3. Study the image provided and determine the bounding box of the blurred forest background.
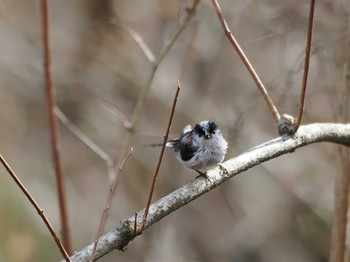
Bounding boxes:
[0,0,349,261]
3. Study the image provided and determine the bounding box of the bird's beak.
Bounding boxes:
[204,133,211,139]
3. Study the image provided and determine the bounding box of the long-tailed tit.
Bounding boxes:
[167,120,228,178]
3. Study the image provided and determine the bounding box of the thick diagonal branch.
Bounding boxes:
[65,123,350,262]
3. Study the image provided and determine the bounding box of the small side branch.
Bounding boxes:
[109,19,156,64]
[66,123,350,262]
[0,155,70,262]
[295,0,316,129]
[138,80,181,234]
[211,0,280,122]
[89,149,133,262]
[55,108,113,166]
[278,0,316,136]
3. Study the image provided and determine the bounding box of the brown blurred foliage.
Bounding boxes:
[0,0,349,261]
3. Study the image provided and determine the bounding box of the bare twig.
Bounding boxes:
[99,101,133,130]
[294,0,316,129]
[0,155,70,262]
[89,149,133,262]
[65,123,350,261]
[130,0,201,128]
[41,0,71,254]
[55,108,113,165]
[277,0,316,136]
[211,0,280,122]
[109,19,156,64]
[330,148,350,262]
[138,80,181,234]
[55,108,115,181]
[330,11,350,261]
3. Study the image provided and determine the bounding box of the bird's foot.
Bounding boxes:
[218,164,229,175]
[194,170,210,181]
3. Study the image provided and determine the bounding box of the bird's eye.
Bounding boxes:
[194,124,205,137]
[208,121,217,134]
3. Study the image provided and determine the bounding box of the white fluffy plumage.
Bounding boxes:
[166,120,228,175]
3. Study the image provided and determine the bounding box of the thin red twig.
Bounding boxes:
[211,0,280,122]
[295,0,316,129]
[0,155,70,261]
[89,149,133,262]
[138,80,181,233]
[41,0,71,254]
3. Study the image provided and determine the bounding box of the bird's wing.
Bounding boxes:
[166,139,179,148]
[179,132,199,161]
[182,125,192,134]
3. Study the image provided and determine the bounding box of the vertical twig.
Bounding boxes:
[330,7,350,261]
[277,0,316,136]
[0,155,70,262]
[89,149,133,262]
[330,148,350,262]
[41,0,71,254]
[294,0,316,129]
[138,80,181,233]
[211,0,280,122]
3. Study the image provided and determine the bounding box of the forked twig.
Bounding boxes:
[41,0,71,253]
[211,0,280,122]
[89,149,133,262]
[294,0,316,129]
[138,80,181,234]
[0,155,70,262]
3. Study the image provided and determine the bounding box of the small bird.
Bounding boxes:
[166,120,228,178]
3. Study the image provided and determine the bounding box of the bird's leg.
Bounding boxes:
[194,169,210,181]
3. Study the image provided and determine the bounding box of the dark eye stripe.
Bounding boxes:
[208,121,217,134]
[194,124,205,136]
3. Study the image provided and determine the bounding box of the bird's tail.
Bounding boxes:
[143,139,178,148]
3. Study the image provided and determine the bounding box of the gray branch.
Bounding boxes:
[64,123,350,262]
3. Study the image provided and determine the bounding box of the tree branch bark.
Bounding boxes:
[64,123,350,262]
